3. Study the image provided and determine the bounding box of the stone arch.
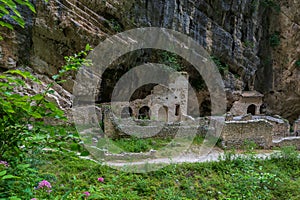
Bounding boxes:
[247,104,256,115]
[121,106,133,118]
[138,106,151,119]
[158,106,168,122]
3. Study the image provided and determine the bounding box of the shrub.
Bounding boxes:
[0,44,92,159]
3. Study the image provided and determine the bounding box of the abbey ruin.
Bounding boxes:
[72,71,300,150]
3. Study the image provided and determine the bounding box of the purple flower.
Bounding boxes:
[31,198,38,200]
[0,160,9,167]
[83,191,90,197]
[37,180,52,189]
[97,177,104,182]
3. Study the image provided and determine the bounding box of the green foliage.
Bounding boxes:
[261,0,281,13]
[295,60,300,68]
[107,18,122,32]
[269,31,281,47]
[243,139,259,154]
[0,162,40,199]
[111,137,172,153]
[211,56,229,76]
[1,138,300,199]
[243,40,255,48]
[11,150,298,199]
[0,0,46,40]
[0,44,92,159]
[160,51,182,71]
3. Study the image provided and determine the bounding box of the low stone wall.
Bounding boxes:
[253,116,290,139]
[273,137,300,150]
[101,107,300,150]
[221,119,273,149]
[294,118,300,135]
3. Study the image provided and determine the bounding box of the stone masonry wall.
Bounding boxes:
[221,119,273,149]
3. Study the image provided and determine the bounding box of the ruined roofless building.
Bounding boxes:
[113,71,189,123]
[230,91,263,116]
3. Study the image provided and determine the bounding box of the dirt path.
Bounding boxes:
[101,147,278,171]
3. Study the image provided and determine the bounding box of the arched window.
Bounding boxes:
[138,106,151,119]
[121,106,133,118]
[158,106,168,122]
[247,104,256,115]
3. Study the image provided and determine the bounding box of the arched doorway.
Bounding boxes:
[121,106,133,118]
[200,100,211,117]
[247,104,256,115]
[138,106,151,119]
[158,106,168,122]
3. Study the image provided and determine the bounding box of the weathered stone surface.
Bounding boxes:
[221,119,273,149]
[273,137,300,150]
[294,117,300,135]
[256,0,300,122]
[0,0,299,124]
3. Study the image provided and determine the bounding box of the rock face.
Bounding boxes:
[0,0,299,122]
[256,0,300,122]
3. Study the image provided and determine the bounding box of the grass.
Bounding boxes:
[11,149,300,199]
[108,135,205,153]
[1,124,300,199]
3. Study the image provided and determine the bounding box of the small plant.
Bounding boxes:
[211,56,229,76]
[261,0,281,13]
[243,40,255,48]
[279,146,299,160]
[107,19,122,32]
[243,139,258,154]
[160,51,182,71]
[295,60,300,68]
[269,31,281,47]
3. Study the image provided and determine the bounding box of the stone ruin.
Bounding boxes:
[74,71,300,150]
[230,91,264,116]
[111,71,189,123]
[294,117,300,136]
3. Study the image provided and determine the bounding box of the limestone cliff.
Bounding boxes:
[256,0,300,122]
[0,0,299,122]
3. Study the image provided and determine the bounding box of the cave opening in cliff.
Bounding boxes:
[97,49,211,117]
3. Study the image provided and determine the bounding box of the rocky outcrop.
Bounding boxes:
[0,0,299,122]
[256,0,300,122]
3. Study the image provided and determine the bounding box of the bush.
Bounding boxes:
[0,44,92,159]
[0,45,92,199]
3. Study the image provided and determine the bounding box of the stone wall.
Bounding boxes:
[294,118,300,135]
[220,119,273,149]
[111,72,189,123]
[230,91,263,116]
[252,116,290,139]
[273,137,300,150]
[72,105,102,125]
[101,107,300,150]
